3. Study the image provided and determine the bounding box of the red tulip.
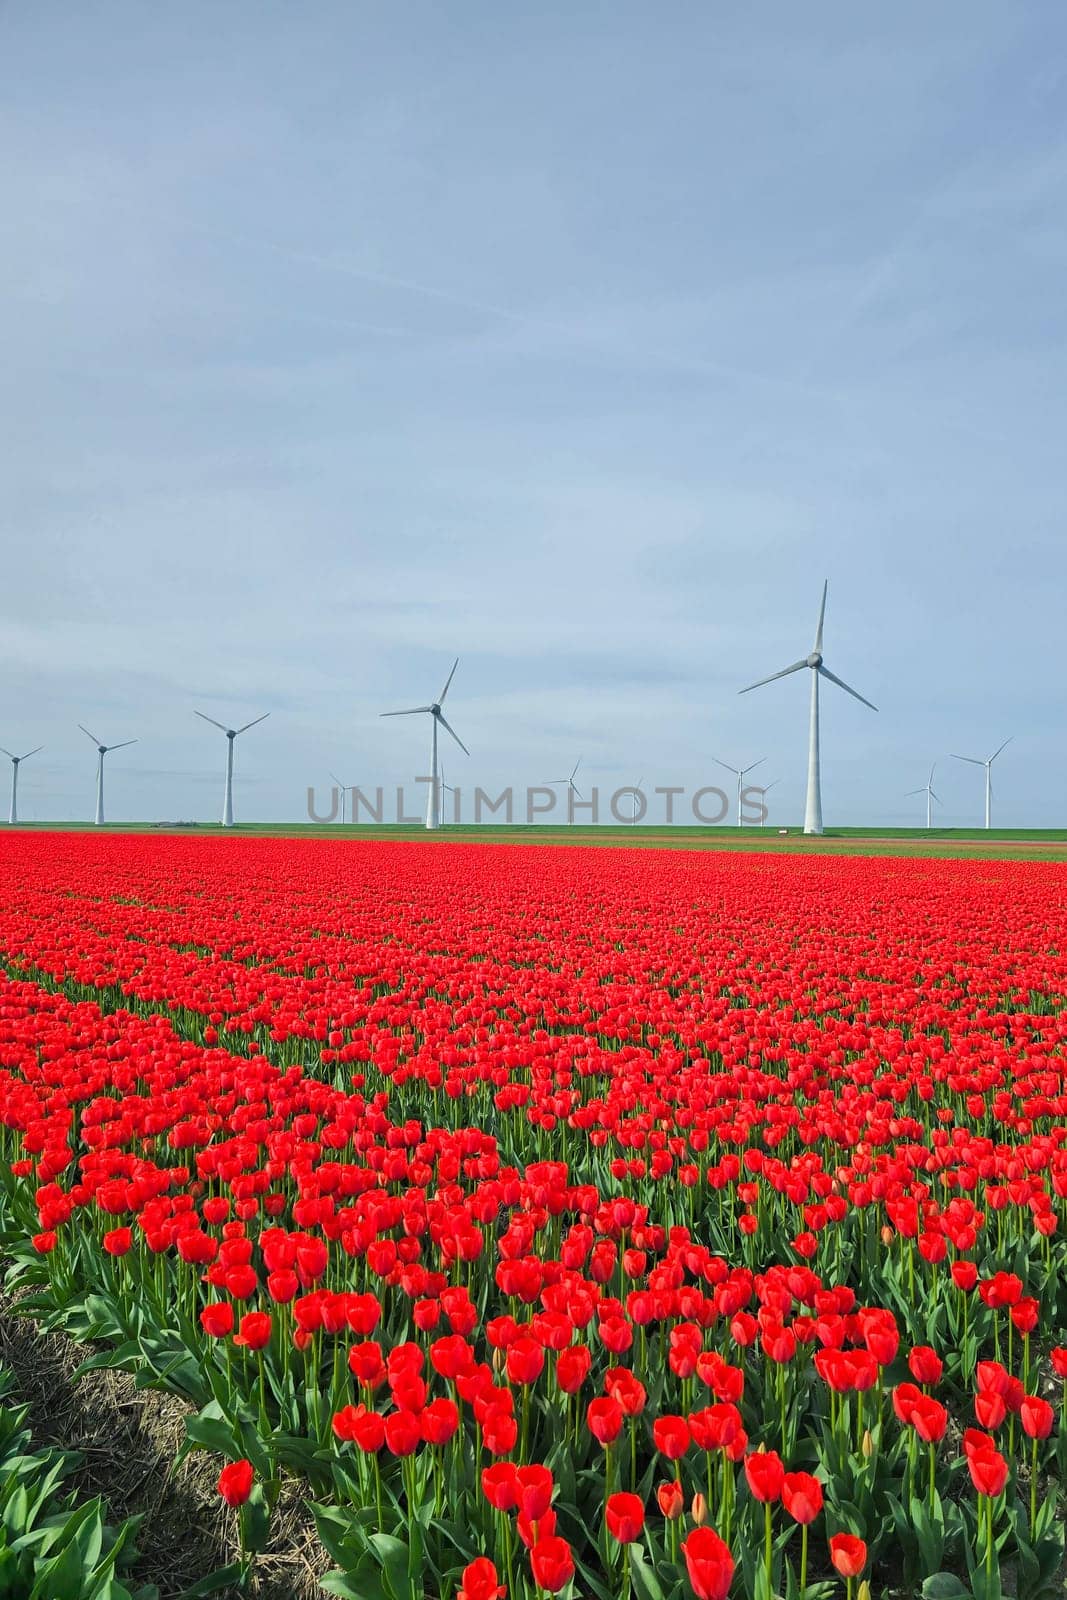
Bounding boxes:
[681,1526,735,1600]
[1020,1396,1054,1440]
[781,1471,823,1525]
[456,1557,506,1600]
[829,1534,867,1578]
[967,1448,1009,1497]
[605,1492,645,1543]
[652,1415,690,1461]
[744,1448,785,1503]
[528,1535,574,1593]
[217,1458,254,1507]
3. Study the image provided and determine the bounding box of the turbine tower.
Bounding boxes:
[1,744,43,826]
[629,776,644,826]
[713,755,765,827]
[381,659,469,830]
[951,739,1011,830]
[740,580,876,836]
[330,771,351,825]
[194,711,270,828]
[547,759,583,822]
[906,764,942,829]
[79,726,137,826]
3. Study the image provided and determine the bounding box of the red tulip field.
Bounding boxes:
[0,832,1065,1600]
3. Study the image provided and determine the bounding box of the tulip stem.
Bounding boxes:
[764,1501,773,1595]
[1030,1435,1039,1540]
[800,1521,808,1593]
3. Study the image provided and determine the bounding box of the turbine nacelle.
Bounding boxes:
[806,651,822,669]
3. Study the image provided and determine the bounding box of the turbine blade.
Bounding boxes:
[951,754,985,766]
[817,665,877,711]
[78,724,102,745]
[0,747,12,759]
[571,758,581,782]
[929,763,936,787]
[930,790,942,804]
[905,788,925,796]
[743,757,766,777]
[20,746,44,761]
[236,712,270,735]
[329,772,344,788]
[194,711,229,732]
[713,758,740,776]
[107,740,138,751]
[571,785,584,800]
[738,659,809,694]
[990,736,1013,763]
[439,657,459,703]
[381,706,433,717]
[436,711,469,756]
[813,579,828,654]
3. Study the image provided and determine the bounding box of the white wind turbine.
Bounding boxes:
[951,738,1012,830]
[1,744,43,826]
[906,764,942,830]
[194,710,270,828]
[440,764,456,826]
[740,580,876,835]
[330,771,352,824]
[547,758,583,822]
[713,755,765,827]
[79,726,137,826]
[629,776,644,825]
[381,658,469,830]
[758,778,780,828]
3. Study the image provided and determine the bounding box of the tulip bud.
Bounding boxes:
[491,1346,506,1375]
[690,1492,708,1525]
[881,1226,895,1246]
[858,1583,872,1600]
[861,1428,874,1459]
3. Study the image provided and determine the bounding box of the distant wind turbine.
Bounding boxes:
[758,778,780,828]
[951,739,1012,830]
[547,758,583,822]
[194,710,270,828]
[713,755,765,827]
[906,764,942,830]
[79,726,137,826]
[629,776,644,825]
[740,580,876,835]
[1,744,43,826]
[381,658,468,830]
[440,764,456,826]
[330,771,351,824]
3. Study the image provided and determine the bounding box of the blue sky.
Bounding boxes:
[2,3,1066,826]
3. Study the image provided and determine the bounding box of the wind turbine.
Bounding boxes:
[951,738,1011,830]
[629,776,644,825]
[381,658,468,830]
[1,744,43,826]
[713,755,765,827]
[440,764,456,826]
[758,778,780,828]
[79,726,137,826]
[740,580,876,836]
[547,758,583,822]
[330,771,351,824]
[906,764,942,830]
[194,710,270,828]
